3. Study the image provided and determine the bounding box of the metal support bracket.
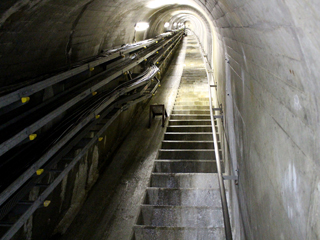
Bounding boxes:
[223,174,239,185]
[223,175,238,181]
[213,115,223,119]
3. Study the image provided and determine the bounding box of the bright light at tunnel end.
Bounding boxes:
[135,22,149,31]
[164,22,170,28]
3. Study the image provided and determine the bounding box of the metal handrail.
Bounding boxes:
[187,29,233,240]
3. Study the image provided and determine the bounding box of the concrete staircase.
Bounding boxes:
[133,37,225,239]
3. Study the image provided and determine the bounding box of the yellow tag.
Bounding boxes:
[92,91,97,96]
[90,67,94,72]
[21,97,30,103]
[99,137,104,142]
[36,169,44,175]
[95,115,100,119]
[29,134,37,141]
[43,200,51,207]
[145,59,147,61]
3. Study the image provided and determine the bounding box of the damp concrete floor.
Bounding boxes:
[57,38,188,240]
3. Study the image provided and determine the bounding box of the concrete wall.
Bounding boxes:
[206,0,320,239]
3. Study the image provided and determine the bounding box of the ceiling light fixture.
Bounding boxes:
[135,22,149,31]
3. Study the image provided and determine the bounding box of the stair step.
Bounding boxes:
[181,78,207,82]
[178,87,208,90]
[169,120,213,125]
[173,106,210,110]
[144,188,222,207]
[175,101,209,106]
[150,173,219,189]
[172,110,211,115]
[178,88,208,92]
[182,71,207,78]
[175,97,209,102]
[161,141,219,149]
[176,94,209,99]
[170,115,211,120]
[180,82,207,85]
[154,160,221,173]
[177,91,208,95]
[138,205,223,227]
[166,126,216,132]
[134,226,225,240]
[164,132,217,140]
[158,150,221,160]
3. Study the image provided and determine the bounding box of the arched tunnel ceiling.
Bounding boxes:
[0,0,213,86]
[1,0,319,95]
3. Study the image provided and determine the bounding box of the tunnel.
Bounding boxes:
[0,0,319,239]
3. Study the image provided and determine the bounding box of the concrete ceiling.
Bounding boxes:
[0,0,319,239]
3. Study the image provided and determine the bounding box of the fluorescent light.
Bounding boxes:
[164,22,170,28]
[135,22,149,31]
[146,0,198,9]
[173,23,177,28]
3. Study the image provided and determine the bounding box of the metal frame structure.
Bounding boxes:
[0,32,183,158]
[0,31,184,240]
[0,31,176,109]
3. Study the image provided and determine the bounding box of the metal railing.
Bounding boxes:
[187,29,233,240]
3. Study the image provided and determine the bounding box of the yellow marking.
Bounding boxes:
[36,169,44,175]
[21,97,30,103]
[29,134,37,141]
[43,200,51,207]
